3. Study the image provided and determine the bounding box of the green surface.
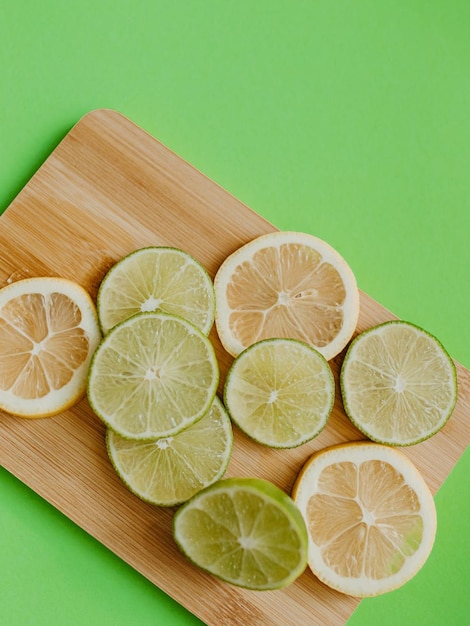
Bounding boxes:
[0,1,468,624]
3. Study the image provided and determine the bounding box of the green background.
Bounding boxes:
[1,1,469,624]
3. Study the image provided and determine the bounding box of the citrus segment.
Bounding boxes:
[214,231,359,360]
[97,247,215,334]
[173,477,308,590]
[293,442,437,597]
[107,396,233,506]
[340,321,458,445]
[224,338,334,448]
[0,277,101,418]
[87,312,219,439]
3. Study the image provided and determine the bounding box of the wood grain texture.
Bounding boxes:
[0,109,468,626]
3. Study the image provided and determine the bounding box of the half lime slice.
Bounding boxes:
[173,477,308,590]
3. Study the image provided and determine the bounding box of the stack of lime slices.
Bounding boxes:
[87,247,232,506]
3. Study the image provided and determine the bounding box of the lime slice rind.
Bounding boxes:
[87,311,219,440]
[340,320,458,446]
[173,477,308,590]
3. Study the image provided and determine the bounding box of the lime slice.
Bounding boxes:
[87,312,219,439]
[97,247,215,335]
[106,397,233,506]
[292,442,437,597]
[173,477,308,590]
[224,338,334,448]
[340,320,458,445]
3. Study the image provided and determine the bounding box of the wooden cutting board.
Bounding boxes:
[0,109,469,626]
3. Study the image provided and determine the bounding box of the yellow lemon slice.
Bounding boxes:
[293,442,437,597]
[0,277,101,418]
[214,231,359,361]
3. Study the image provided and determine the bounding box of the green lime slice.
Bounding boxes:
[173,477,308,590]
[87,311,219,439]
[340,320,458,446]
[97,247,215,335]
[106,396,233,506]
[224,338,334,448]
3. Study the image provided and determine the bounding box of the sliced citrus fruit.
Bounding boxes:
[224,338,334,448]
[214,231,360,361]
[340,320,458,446]
[173,477,308,590]
[97,247,215,335]
[87,311,219,439]
[0,277,101,418]
[292,442,437,597]
[107,396,233,506]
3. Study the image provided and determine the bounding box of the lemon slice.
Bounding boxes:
[292,442,437,597]
[224,338,334,448]
[340,320,458,445]
[87,312,219,439]
[173,477,308,590]
[214,231,360,361]
[0,277,101,418]
[106,396,233,506]
[97,247,215,334]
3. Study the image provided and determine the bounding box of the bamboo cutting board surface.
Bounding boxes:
[0,109,469,626]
